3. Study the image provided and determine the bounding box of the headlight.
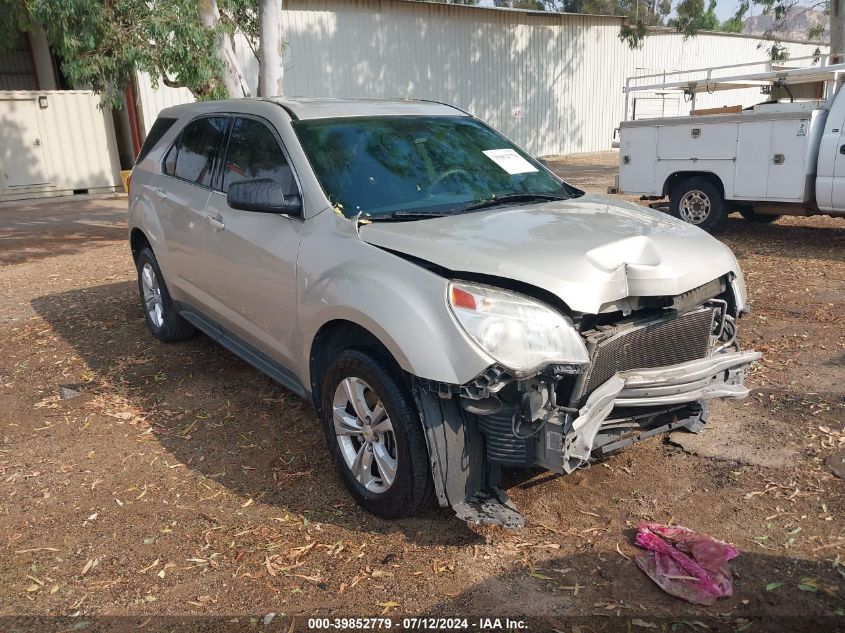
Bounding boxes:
[447,281,589,375]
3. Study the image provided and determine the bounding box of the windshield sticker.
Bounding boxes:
[482,149,539,175]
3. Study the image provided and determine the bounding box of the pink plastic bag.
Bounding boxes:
[634,522,739,606]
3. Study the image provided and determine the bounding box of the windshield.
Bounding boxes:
[293,115,579,219]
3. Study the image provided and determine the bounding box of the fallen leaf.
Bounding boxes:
[377,601,400,615]
[80,558,96,576]
[798,578,818,592]
[139,558,160,574]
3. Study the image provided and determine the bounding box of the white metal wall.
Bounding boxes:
[134,72,196,135]
[137,0,826,156]
[0,91,122,201]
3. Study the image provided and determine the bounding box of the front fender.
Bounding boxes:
[295,213,493,388]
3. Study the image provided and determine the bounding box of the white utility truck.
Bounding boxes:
[614,56,845,232]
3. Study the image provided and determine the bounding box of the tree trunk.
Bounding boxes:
[832,0,845,64]
[258,0,284,97]
[197,0,251,98]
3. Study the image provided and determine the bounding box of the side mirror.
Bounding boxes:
[227,178,301,216]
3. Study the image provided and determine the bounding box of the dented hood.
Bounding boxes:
[358,194,740,314]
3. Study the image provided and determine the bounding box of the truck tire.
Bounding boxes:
[669,178,727,233]
[136,247,196,343]
[321,349,434,519]
[739,208,781,224]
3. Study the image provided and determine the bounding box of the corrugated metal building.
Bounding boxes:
[138,0,826,156]
[1,0,828,201]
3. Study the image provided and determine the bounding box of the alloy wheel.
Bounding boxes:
[332,377,398,493]
[141,262,164,328]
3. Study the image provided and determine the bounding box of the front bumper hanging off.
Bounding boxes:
[560,349,762,473]
[415,348,760,528]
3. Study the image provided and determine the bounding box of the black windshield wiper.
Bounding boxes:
[365,210,448,222]
[456,192,570,214]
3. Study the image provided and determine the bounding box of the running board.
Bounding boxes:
[175,302,307,399]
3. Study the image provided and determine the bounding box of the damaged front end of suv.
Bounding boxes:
[411,273,759,527]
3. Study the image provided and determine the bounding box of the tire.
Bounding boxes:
[320,349,434,519]
[739,208,781,224]
[136,247,195,343]
[669,177,727,233]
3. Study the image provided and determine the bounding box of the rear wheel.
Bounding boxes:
[669,177,727,233]
[136,247,195,342]
[321,349,434,518]
[739,207,781,224]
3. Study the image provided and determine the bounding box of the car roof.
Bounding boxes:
[269,97,466,120]
[159,97,466,121]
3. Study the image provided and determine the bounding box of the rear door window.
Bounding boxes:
[171,116,229,188]
[221,117,295,194]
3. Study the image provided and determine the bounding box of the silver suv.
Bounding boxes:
[128,98,760,526]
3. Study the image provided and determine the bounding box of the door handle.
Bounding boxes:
[155,188,168,199]
[772,153,785,165]
[206,215,225,230]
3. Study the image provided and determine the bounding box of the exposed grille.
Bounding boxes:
[578,307,715,401]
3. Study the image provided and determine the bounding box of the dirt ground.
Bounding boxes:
[0,154,843,630]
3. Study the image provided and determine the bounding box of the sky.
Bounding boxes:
[475,0,766,24]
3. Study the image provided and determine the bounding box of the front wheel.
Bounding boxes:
[320,349,434,519]
[669,177,727,233]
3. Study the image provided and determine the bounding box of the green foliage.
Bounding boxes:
[494,0,557,8]
[719,14,746,33]
[616,0,673,47]
[1,0,257,108]
[491,0,828,56]
[671,0,720,37]
[0,0,33,44]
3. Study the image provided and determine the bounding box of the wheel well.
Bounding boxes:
[309,320,402,413]
[663,172,725,198]
[130,228,151,263]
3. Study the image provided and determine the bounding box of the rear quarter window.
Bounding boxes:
[136,117,177,164]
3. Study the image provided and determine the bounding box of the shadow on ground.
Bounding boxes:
[419,549,843,630]
[0,197,127,264]
[30,279,480,546]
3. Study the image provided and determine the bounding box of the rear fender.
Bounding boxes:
[128,186,172,279]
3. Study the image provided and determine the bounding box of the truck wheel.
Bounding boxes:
[136,247,195,342]
[739,208,781,224]
[321,349,434,519]
[669,178,727,233]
